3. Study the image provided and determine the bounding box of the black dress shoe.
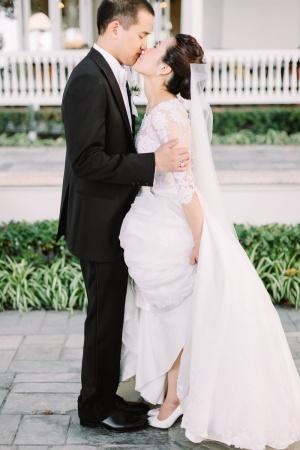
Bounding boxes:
[80,408,148,432]
[114,394,150,415]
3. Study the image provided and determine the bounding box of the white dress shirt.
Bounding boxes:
[93,43,132,129]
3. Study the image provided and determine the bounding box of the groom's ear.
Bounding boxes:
[106,20,121,39]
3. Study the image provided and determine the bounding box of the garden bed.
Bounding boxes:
[0,221,299,311]
[0,106,299,146]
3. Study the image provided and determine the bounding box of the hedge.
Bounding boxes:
[1,106,299,139]
[0,221,299,311]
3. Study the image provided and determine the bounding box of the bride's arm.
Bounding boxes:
[182,192,204,265]
[174,164,204,265]
[152,104,204,264]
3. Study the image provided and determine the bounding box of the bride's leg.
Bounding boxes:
[157,348,183,420]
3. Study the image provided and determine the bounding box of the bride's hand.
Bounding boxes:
[190,238,200,265]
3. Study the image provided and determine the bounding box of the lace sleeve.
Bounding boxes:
[151,101,195,204]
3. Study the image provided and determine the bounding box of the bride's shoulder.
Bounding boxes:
[149,98,189,126]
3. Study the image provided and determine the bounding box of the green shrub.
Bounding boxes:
[0,133,65,147]
[1,128,300,147]
[235,223,300,263]
[212,107,300,135]
[212,130,300,145]
[0,256,87,312]
[0,220,72,265]
[254,254,300,308]
[0,221,299,311]
[0,107,63,137]
[1,106,300,143]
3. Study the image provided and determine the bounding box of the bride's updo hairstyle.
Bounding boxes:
[162,34,204,100]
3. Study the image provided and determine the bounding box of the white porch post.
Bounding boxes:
[15,0,24,50]
[165,0,171,35]
[153,1,162,43]
[180,0,204,44]
[23,0,31,50]
[79,0,93,46]
[48,0,62,50]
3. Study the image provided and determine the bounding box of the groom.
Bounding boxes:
[57,0,190,433]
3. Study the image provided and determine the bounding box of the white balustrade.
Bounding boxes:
[0,49,299,106]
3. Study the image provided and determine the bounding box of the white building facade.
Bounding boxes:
[0,0,299,106]
[183,0,300,50]
[3,0,299,52]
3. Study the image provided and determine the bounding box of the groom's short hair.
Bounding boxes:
[97,0,154,35]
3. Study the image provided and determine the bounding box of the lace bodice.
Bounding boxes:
[136,98,195,204]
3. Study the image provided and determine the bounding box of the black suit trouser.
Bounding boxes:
[78,255,128,421]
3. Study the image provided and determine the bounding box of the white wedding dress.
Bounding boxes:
[118,95,300,450]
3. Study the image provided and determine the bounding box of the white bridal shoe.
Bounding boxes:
[148,404,183,429]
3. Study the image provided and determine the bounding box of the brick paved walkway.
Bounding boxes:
[0,307,300,449]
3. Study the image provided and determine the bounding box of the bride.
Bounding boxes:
[118,33,300,450]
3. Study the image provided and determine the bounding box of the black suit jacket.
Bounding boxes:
[57,47,155,262]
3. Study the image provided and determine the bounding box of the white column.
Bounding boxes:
[79,0,94,46]
[23,0,31,50]
[153,1,162,43]
[15,0,24,50]
[161,0,171,38]
[48,0,62,50]
[180,0,204,44]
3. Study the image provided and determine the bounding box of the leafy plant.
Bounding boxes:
[1,106,300,146]
[0,133,65,147]
[212,130,300,145]
[0,256,87,312]
[0,220,72,265]
[0,257,41,311]
[212,106,300,135]
[0,221,299,311]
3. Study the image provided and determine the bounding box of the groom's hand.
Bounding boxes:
[154,139,190,172]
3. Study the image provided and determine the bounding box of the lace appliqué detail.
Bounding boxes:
[172,169,195,204]
[136,99,195,205]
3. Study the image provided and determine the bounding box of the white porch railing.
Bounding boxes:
[0,49,299,106]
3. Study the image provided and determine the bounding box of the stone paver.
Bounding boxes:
[21,335,66,345]
[0,352,16,373]
[0,374,15,390]
[1,145,300,177]
[66,413,168,446]
[0,311,46,335]
[14,414,70,445]
[49,447,103,450]
[0,446,48,450]
[0,390,8,409]
[2,393,77,414]
[14,373,80,383]
[0,308,299,450]
[15,344,62,361]
[0,337,23,350]
[65,335,84,349]
[8,360,81,374]
[12,383,80,394]
[60,349,83,361]
[17,447,48,450]
[0,415,20,445]
[39,312,71,335]
[49,446,103,450]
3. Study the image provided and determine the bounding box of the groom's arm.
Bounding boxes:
[62,73,155,186]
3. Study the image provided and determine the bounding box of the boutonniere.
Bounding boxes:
[128,81,142,97]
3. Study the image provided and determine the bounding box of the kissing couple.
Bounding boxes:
[57,1,300,449]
